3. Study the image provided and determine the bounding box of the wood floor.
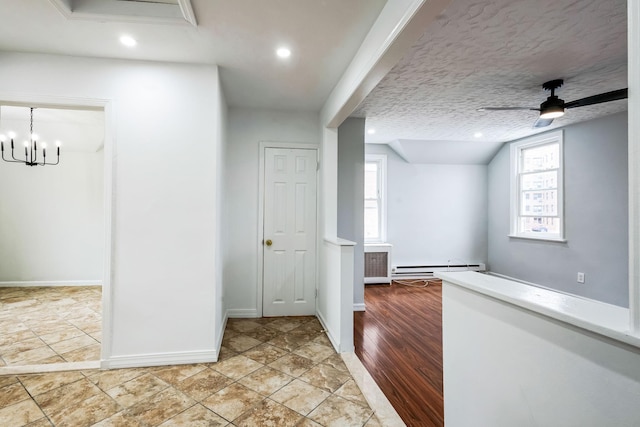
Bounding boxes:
[354,280,444,427]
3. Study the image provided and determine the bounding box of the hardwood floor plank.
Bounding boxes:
[354,281,444,427]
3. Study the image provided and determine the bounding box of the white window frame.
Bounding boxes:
[509,130,565,242]
[364,154,387,243]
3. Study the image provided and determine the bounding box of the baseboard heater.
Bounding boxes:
[392,263,486,279]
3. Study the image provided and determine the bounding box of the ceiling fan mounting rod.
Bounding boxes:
[542,79,564,97]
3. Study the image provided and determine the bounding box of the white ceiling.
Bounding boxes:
[0,0,386,111]
[355,0,627,163]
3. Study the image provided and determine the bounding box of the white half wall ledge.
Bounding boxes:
[0,280,102,287]
[437,271,640,350]
[323,237,357,246]
[354,303,366,311]
[441,274,640,427]
[101,349,218,370]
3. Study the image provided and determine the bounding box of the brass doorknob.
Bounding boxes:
[265,239,273,246]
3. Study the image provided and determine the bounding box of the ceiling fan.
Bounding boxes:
[477,79,628,128]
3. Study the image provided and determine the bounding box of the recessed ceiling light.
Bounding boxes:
[120,35,137,47]
[474,132,483,138]
[367,129,376,135]
[276,47,291,58]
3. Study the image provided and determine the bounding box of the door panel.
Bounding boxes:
[263,147,317,316]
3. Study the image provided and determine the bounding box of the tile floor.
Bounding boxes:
[0,286,102,367]
[0,286,384,426]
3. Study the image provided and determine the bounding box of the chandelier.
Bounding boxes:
[0,107,61,166]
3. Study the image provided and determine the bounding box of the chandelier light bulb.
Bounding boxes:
[41,142,47,149]
[0,134,5,142]
[8,131,16,139]
[31,133,39,141]
[55,140,62,147]
[23,141,28,147]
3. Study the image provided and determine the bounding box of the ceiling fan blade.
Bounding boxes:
[533,117,554,128]
[477,107,538,111]
[564,88,628,109]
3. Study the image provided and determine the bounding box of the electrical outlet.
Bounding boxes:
[577,272,585,283]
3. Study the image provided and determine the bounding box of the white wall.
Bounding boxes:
[366,144,488,267]
[224,108,320,316]
[0,151,104,283]
[214,73,228,351]
[0,52,226,366]
[442,282,640,427]
[488,113,628,307]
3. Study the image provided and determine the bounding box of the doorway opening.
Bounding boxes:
[0,98,112,374]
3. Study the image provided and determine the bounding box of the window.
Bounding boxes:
[364,154,386,242]
[510,131,564,241]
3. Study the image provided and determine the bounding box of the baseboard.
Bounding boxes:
[216,311,229,350]
[227,309,259,318]
[0,280,102,287]
[353,303,366,312]
[101,349,218,369]
[316,310,340,353]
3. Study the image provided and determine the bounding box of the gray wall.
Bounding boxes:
[488,112,628,307]
[366,144,488,267]
[223,108,320,315]
[338,118,365,307]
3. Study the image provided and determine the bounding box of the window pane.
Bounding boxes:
[364,163,378,200]
[364,200,379,239]
[521,171,557,191]
[521,143,559,172]
[519,216,560,234]
[520,189,558,216]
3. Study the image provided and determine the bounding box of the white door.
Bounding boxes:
[263,147,317,316]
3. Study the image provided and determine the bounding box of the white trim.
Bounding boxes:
[0,92,113,371]
[227,309,259,318]
[316,309,340,352]
[353,303,366,311]
[509,130,564,241]
[629,0,640,335]
[102,349,218,369]
[177,0,198,26]
[47,0,197,26]
[0,361,100,376]
[0,280,102,287]
[341,352,405,426]
[258,141,319,318]
[507,235,567,243]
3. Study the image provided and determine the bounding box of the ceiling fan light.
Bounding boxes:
[540,106,565,119]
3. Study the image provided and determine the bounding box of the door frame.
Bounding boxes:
[0,92,114,369]
[257,141,319,317]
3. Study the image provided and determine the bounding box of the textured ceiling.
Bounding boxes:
[354,0,628,160]
[0,0,386,110]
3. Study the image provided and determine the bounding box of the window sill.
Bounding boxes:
[508,234,567,243]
